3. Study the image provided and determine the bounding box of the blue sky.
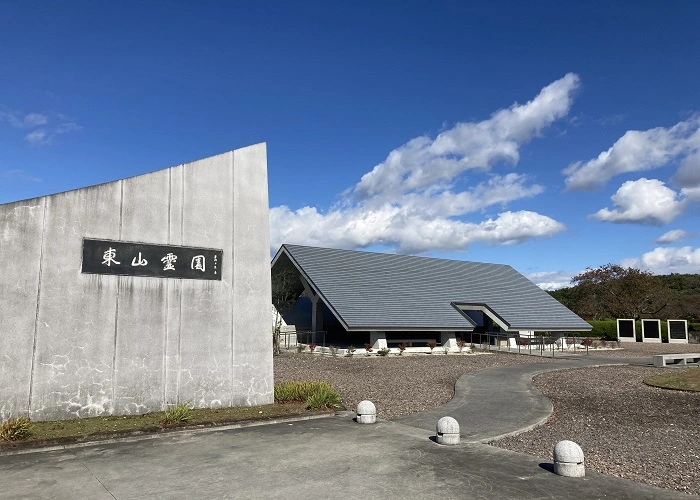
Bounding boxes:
[1,1,699,289]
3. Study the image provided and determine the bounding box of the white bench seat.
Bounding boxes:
[653,353,700,367]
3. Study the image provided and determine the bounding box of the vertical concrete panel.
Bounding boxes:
[178,153,234,408]
[1,143,272,420]
[113,170,170,414]
[232,143,274,405]
[165,165,184,405]
[0,199,45,419]
[31,184,122,420]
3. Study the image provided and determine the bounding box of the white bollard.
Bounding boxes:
[356,400,377,424]
[436,416,460,445]
[553,440,585,477]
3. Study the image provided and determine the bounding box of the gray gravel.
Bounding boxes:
[493,364,700,496]
[274,351,554,419]
[275,345,700,496]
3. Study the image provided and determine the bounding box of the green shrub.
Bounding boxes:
[587,320,618,339]
[0,416,32,441]
[377,347,390,356]
[162,402,193,426]
[304,384,341,410]
[274,381,340,410]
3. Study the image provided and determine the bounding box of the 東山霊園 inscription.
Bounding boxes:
[81,238,223,280]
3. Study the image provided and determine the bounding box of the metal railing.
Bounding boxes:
[461,332,618,357]
[283,330,327,349]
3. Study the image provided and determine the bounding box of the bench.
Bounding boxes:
[653,353,700,367]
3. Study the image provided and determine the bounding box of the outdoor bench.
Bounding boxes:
[653,353,700,367]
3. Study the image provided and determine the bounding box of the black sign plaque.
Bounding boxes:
[82,239,223,280]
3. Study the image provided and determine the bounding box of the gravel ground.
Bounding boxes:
[569,340,700,358]
[274,351,554,419]
[275,344,700,495]
[493,365,700,496]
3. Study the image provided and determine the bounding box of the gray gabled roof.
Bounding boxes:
[273,244,591,332]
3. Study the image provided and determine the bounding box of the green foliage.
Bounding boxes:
[377,347,390,356]
[346,345,356,357]
[587,320,618,339]
[469,343,476,353]
[304,384,341,410]
[550,269,700,322]
[274,381,340,410]
[162,402,193,426]
[0,416,32,441]
[271,267,302,356]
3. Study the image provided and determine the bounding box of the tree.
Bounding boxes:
[271,267,301,356]
[571,264,668,320]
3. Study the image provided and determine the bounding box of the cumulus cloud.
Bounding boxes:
[656,229,689,244]
[591,178,686,225]
[527,270,574,291]
[271,205,564,254]
[621,246,700,275]
[355,73,580,201]
[0,108,80,145]
[563,115,700,191]
[270,75,579,253]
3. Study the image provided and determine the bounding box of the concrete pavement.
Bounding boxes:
[1,353,686,499]
[0,413,689,500]
[394,355,646,443]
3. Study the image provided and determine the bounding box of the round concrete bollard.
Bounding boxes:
[553,440,585,477]
[356,400,377,424]
[436,416,460,445]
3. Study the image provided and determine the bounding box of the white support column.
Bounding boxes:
[440,331,457,350]
[370,331,387,350]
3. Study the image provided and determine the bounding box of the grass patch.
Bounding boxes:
[0,402,322,449]
[0,417,32,441]
[274,381,341,409]
[644,368,700,392]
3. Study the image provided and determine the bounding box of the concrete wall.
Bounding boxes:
[0,143,273,421]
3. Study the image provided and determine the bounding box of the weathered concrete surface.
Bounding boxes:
[0,416,688,499]
[0,144,273,421]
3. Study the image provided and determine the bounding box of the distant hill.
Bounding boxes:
[548,273,700,322]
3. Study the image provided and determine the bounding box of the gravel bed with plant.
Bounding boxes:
[274,350,555,420]
[493,364,700,496]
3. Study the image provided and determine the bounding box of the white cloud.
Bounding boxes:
[354,73,580,201]
[25,129,49,144]
[0,169,41,182]
[563,115,700,191]
[271,205,564,254]
[591,178,686,225]
[656,229,689,244]
[0,111,49,128]
[528,270,574,291]
[1,108,80,145]
[270,75,578,254]
[621,246,700,275]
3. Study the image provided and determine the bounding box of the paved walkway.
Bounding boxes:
[395,353,652,443]
[1,353,688,500]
